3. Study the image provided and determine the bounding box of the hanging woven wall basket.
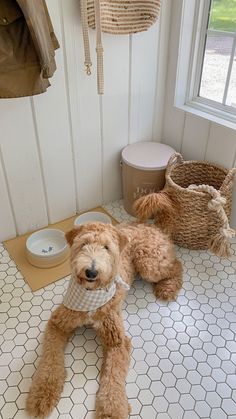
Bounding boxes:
[86,0,161,34]
[80,0,162,94]
[134,153,236,258]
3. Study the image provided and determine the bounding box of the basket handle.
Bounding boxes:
[188,183,235,257]
[166,153,184,177]
[220,167,236,194]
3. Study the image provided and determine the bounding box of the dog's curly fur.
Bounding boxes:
[26,222,182,418]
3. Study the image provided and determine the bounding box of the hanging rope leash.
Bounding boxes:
[80,0,104,93]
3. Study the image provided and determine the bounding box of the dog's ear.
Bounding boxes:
[117,230,129,251]
[109,226,128,251]
[65,226,84,247]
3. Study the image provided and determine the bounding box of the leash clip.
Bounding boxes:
[85,63,92,75]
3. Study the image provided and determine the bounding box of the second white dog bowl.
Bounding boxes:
[26,229,69,268]
[74,211,112,226]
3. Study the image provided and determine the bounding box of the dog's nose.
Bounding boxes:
[85,268,98,279]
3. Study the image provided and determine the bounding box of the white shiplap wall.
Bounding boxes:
[161,0,236,228]
[3,0,234,241]
[0,0,171,241]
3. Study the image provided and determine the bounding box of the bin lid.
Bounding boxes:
[122,142,175,171]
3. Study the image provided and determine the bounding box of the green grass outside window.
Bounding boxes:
[209,0,236,32]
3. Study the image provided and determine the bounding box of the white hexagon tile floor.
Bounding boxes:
[1,199,236,419]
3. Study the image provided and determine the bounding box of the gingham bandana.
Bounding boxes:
[63,274,129,312]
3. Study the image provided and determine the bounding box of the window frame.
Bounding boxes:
[174,0,236,130]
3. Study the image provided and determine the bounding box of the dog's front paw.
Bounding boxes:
[96,397,130,419]
[26,370,65,418]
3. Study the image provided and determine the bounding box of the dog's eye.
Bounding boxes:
[81,242,86,248]
[103,245,109,250]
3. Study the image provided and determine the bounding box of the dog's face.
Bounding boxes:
[66,223,127,290]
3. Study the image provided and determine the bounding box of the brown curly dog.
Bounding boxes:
[26,222,183,418]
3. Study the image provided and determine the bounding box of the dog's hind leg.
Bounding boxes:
[134,254,182,301]
[153,259,183,301]
[132,228,183,301]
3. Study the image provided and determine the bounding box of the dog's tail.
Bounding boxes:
[133,191,177,235]
[133,191,173,220]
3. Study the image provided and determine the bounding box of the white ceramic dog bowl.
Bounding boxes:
[74,211,112,226]
[26,229,69,268]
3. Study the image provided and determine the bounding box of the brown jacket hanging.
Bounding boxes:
[0,0,59,98]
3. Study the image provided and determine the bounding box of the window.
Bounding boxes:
[199,0,236,108]
[175,0,236,128]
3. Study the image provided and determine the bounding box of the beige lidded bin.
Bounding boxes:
[121,142,175,215]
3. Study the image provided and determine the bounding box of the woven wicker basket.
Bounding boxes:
[134,153,236,257]
[86,0,161,34]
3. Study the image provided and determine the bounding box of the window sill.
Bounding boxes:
[175,100,236,131]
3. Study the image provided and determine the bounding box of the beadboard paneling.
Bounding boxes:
[60,0,103,212]
[162,0,186,151]
[153,0,172,142]
[102,33,129,202]
[32,0,76,223]
[129,22,160,144]
[0,148,16,241]
[181,114,210,161]
[0,99,48,235]
[205,124,236,168]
